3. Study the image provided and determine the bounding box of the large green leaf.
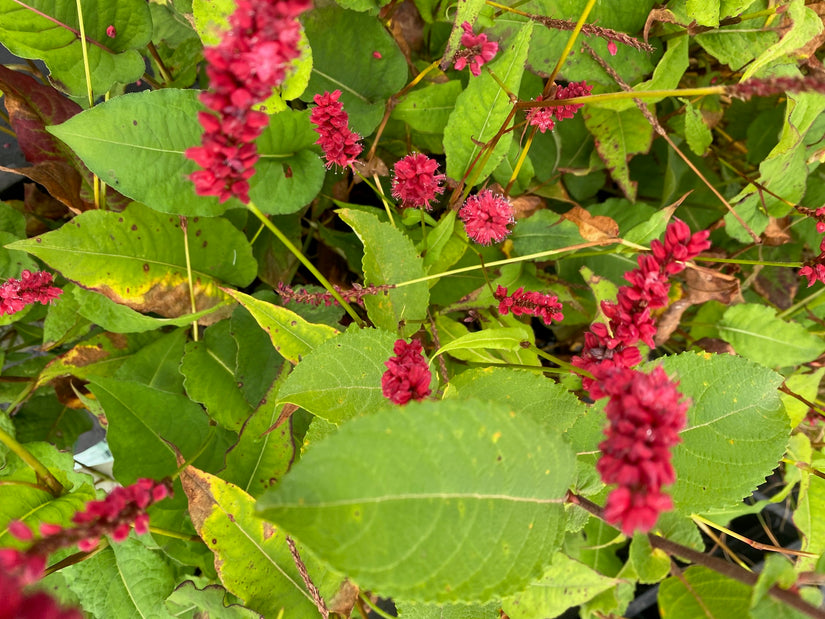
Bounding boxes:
[63,537,177,619]
[391,81,462,138]
[181,320,254,432]
[89,376,235,484]
[223,289,338,364]
[8,203,256,319]
[502,552,620,619]
[657,353,789,514]
[276,327,399,424]
[0,0,152,98]
[303,6,408,135]
[47,89,324,216]
[179,465,327,618]
[13,394,92,450]
[338,208,428,336]
[166,581,260,619]
[658,566,750,619]
[718,304,825,368]
[583,105,653,202]
[230,304,284,407]
[444,21,533,184]
[257,399,576,603]
[444,367,586,436]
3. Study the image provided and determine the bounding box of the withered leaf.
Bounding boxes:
[563,205,619,242]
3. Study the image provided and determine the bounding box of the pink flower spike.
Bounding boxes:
[310,90,363,169]
[382,339,432,405]
[8,520,32,541]
[607,40,618,56]
[494,285,564,325]
[459,190,515,245]
[526,100,556,133]
[454,21,498,77]
[391,153,446,210]
[0,270,62,316]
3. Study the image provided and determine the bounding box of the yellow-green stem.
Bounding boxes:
[180,217,199,342]
[506,128,535,194]
[777,285,825,320]
[246,201,364,326]
[358,593,396,619]
[529,343,588,377]
[518,86,728,109]
[149,526,203,542]
[74,0,101,209]
[693,256,801,267]
[373,172,396,228]
[0,426,64,496]
[546,0,597,87]
[395,240,607,288]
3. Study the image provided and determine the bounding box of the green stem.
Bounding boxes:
[358,593,395,619]
[395,240,608,288]
[518,86,727,110]
[0,426,64,496]
[149,526,204,542]
[74,0,101,209]
[180,217,199,342]
[529,343,588,377]
[546,0,597,87]
[777,285,825,320]
[693,256,802,268]
[246,201,364,327]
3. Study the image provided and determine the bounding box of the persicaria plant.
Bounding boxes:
[2,1,825,618]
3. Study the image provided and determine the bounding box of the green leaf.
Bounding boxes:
[63,536,177,619]
[223,289,338,364]
[657,353,789,514]
[501,552,619,619]
[338,208,429,336]
[303,6,408,135]
[222,372,296,498]
[397,601,500,619]
[444,367,587,437]
[780,368,825,427]
[794,453,825,571]
[659,566,750,619]
[13,394,92,450]
[112,327,187,393]
[391,81,462,138]
[434,327,527,357]
[629,533,670,584]
[687,0,719,26]
[179,465,327,618]
[89,376,235,484]
[741,0,823,82]
[257,399,575,603]
[0,0,152,98]
[684,101,714,156]
[47,89,324,216]
[444,22,533,184]
[718,304,825,368]
[277,328,400,424]
[583,105,654,202]
[181,320,254,432]
[231,303,284,407]
[8,203,256,319]
[166,581,260,619]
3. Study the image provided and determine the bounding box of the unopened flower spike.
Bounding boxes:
[453,21,498,77]
[382,339,432,405]
[494,285,563,326]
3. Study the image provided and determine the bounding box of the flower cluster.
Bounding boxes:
[526,81,593,133]
[798,207,825,286]
[391,153,446,210]
[573,220,710,396]
[453,21,498,77]
[597,366,689,535]
[309,90,363,169]
[0,478,171,619]
[381,339,432,405]
[458,190,515,245]
[186,0,311,203]
[494,285,563,325]
[0,270,62,316]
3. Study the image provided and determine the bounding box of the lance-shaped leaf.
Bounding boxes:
[8,203,256,319]
[223,289,338,364]
[433,327,528,358]
[47,89,325,216]
[444,22,533,183]
[338,208,428,336]
[657,352,790,514]
[180,465,333,618]
[257,399,576,603]
[276,327,399,424]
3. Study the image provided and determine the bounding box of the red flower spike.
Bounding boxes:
[526,100,556,133]
[391,153,446,210]
[494,285,564,325]
[459,190,515,245]
[309,90,363,169]
[0,270,62,316]
[551,81,592,120]
[186,0,311,203]
[596,366,689,535]
[454,21,498,77]
[382,339,432,405]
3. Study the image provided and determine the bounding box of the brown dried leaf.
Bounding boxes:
[753,267,799,310]
[563,205,619,242]
[763,216,792,246]
[684,265,743,305]
[352,156,389,179]
[693,337,736,355]
[328,580,359,617]
[511,195,544,219]
[4,163,90,214]
[644,8,682,43]
[654,298,693,346]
